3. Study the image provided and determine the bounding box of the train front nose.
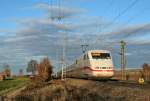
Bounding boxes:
[92,69,114,78]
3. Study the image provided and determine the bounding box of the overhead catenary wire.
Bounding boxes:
[89,0,140,45]
[99,0,140,80]
[56,0,140,50]
[112,0,139,23]
[104,0,140,28]
[94,0,140,49]
[94,0,138,80]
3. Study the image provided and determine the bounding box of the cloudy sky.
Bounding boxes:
[0,0,150,74]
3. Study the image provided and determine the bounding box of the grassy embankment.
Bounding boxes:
[0,77,29,95]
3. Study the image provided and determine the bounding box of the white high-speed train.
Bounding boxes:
[66,50,114,79]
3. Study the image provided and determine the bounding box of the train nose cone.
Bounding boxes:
[92,70,114,78]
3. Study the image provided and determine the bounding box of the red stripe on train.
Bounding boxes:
[83,67,113,72]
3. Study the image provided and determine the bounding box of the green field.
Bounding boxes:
[0,77,29,95]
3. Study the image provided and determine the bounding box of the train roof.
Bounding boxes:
[85,50,111,54]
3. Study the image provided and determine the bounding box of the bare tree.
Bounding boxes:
[37,57,53,81]
[19,69,24,76]
[27,60,38,75]
[143,63,150,80]
[3,64,11,77]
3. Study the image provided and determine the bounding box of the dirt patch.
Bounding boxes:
[4,78,150,101]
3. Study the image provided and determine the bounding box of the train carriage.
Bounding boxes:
[66,50,114,79]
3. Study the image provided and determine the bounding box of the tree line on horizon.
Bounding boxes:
[142,63,150,81]
[26,57,53,82]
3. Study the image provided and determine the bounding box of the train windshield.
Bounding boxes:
[91,53,111,59]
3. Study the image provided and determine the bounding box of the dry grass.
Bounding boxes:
[5,78,150,101]
[0,77,29,95]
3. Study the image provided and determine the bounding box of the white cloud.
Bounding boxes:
[0,2,150,74]
[34,3,85,19]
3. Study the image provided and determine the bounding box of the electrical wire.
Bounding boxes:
[104,0,140,29]
[95,0,140,48]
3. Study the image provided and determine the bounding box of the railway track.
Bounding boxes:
[103,80,142,88]
[99,80,150,89]
[66,77,150,89]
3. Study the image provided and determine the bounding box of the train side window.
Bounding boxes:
[102,67,106,69]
